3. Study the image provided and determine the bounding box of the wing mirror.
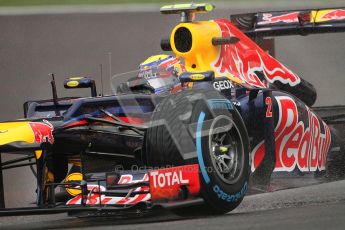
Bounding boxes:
[64,77,97,97]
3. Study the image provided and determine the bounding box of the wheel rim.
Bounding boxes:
[208,115,244,184]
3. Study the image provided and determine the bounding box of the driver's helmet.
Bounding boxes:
[139,54,185,77]
[138,54,185,94]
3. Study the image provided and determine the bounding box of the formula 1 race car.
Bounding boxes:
[1,3,345,217]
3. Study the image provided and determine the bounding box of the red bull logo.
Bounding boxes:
[258,12,299,25]
[251,96,331,172]
[29,120,54,144]
[212,19,301,88]
[319,9,345,21]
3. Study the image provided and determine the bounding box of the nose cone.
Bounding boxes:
[0,120,54,152]
[0,122,35,147]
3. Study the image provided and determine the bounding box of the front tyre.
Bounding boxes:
[145,89,250,215]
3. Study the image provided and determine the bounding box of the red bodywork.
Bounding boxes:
[29,120,54,144]
[149,164,200,201]
[212,19,301,88]
[258,12,299,25]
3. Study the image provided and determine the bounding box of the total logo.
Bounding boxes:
[150,170,189,188]
[149,165,200,201]
[213,80,234,91]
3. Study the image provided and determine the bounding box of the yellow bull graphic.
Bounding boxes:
[0,120,54,147]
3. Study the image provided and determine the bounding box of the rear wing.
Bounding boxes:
[230,7,345,57]
[231,7,345,38]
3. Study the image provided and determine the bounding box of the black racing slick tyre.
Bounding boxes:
[145,89,250,215]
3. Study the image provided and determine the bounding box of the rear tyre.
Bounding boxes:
[145,89,250,215]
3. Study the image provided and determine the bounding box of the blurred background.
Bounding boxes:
[0,0,345,207]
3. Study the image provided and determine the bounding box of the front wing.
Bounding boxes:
[0,164,201,217]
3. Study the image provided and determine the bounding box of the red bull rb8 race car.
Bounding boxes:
[0,3,345,217]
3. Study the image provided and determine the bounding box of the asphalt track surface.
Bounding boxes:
[1,2,345,229]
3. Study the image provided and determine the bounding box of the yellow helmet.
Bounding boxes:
[139,54,185,77]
